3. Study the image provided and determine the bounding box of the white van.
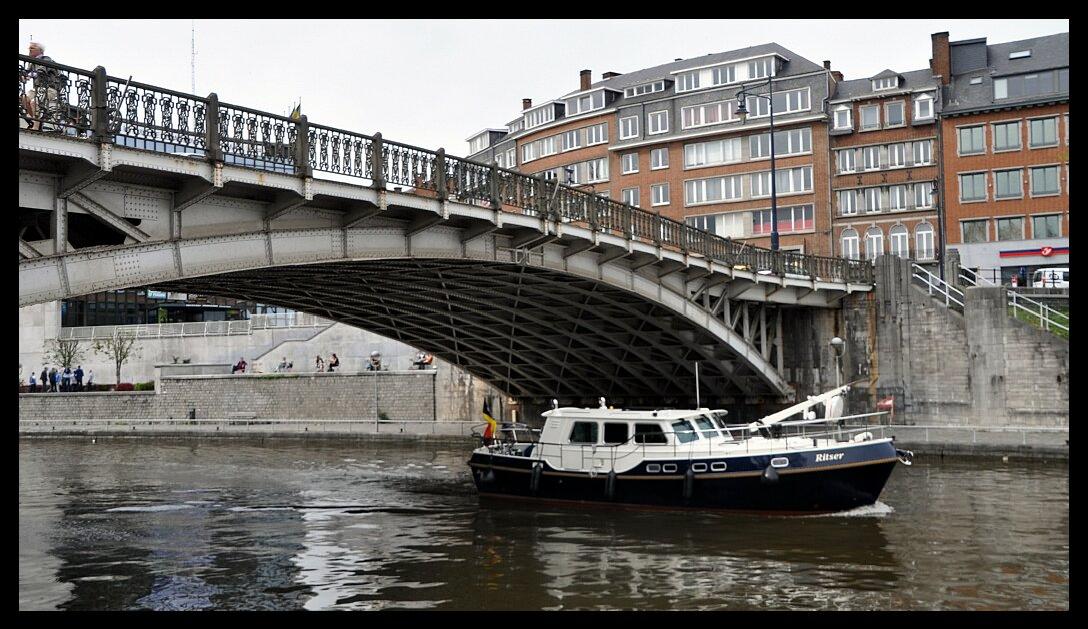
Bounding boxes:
[1031,267,1069,288]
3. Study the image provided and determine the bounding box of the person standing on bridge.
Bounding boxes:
[40,367,48,392]
[86,368,94,390]
[28,371,37,393]
[74,365,84,391]
[21,42,61,132]
[49,367,58,392]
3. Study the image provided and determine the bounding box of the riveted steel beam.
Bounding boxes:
[58,158,109,199]
[68,192,151,243]
[18,239,40,259]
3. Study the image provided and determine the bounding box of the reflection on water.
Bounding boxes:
[19,439,1068,610]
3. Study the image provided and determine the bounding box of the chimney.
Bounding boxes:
[580,69,592,91]
[832,71,844,82]
[930,31,951,85]
[522,98,532,110]
[823,60,831,70]
[602,71,622,80]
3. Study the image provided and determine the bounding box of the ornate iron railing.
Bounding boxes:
[18,54,874,285]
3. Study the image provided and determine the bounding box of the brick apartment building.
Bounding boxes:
[931,32,1069,284]
[828,69,942,264]
[466,31,1068,279]
[467,44,838,256]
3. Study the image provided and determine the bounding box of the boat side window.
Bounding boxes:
[634,423,667,444]
[693,415,720,439]
[603,422,629,444]
[711,412,735,440]
[671,420,699,443]
[569,421,599,444]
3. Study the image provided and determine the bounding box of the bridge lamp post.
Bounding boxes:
[829,336,845,389]
[735,76,779,251]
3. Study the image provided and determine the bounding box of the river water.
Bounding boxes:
[19,438,1068,611]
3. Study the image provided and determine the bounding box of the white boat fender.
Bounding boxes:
[853,431,873,443]
[896,449,914,466]
[529,462,543,493]
[761,464,779,484]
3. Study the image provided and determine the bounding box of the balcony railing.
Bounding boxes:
[18,53,874,286]
[57,313,333,340]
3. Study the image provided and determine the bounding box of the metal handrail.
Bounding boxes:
[912,263,964,311]
[55,315,334,340]
[17,53,873,287]
[959,268,1068,334]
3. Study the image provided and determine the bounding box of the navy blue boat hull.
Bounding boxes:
[468,440,899,513]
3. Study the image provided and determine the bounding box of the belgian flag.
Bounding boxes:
[482,398,498,440]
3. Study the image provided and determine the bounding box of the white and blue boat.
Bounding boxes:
[468,384,912,514]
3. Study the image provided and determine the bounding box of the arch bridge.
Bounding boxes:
[18,55,873,407]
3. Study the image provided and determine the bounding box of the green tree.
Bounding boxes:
[43,338,87,369]
[93,334,141,385]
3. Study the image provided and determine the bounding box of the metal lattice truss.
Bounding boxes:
[151,259,788,406]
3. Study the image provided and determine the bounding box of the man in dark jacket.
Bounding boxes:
[74,365,84,392]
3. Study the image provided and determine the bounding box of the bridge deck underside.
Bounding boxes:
[152,259,782,406]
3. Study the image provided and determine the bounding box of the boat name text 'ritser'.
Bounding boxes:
[815,453,846,462]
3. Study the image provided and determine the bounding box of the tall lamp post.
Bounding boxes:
[735,76,779,251]
[829,336,845,389]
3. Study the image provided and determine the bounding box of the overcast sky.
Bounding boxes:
[19,19,1068,156]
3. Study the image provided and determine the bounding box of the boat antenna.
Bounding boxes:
[694,361,701,408]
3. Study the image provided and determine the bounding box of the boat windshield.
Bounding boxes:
[692,415,719,440]
[708,412,734,440]
[671,419,699,443]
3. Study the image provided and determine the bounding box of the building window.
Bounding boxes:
[684,175,743,205]
[750,166,812,198]
[838,190,857,215]
[994,69,1068,100]
[563,129,582,152]
[914,182,934,209]
[1032,214,1062,238]
[1029,117,1059,148]
[748,57,774,79]
[915,223,935,260]
[961,219,989,243]
[992,121,1021,151]
[994,169,1023,199]
[651,183,670,206]
[838,149,856,173]
[621,187,640,207]
[619,116,639,139]
[566,157,609,184]
[683,137,742,168]
[749,128,812,159]
[565,90,606,117]
[651,148,669,170]
[523,105,556,130]
[863,146,881,171]
[522,135,559,163]
[746,88,810,119]
[624,81,665,98]
[860,105,880,131]
[753,204,813,235]
[841,228,860,260]
[711,65,736,86]
[888,143,906,168]
[1030,165,1060,195]
[912,140,932,165]
[647,110,669,135]
[622,152,639,174]
[865,227,884,260]
[959,173,987,202]
[889,185,907,210]
[872,77,899,91]
[681,100,736,129]
[913,94,935,120]
[1065,114,1069,144]
[885,101,905,127]
[864,187,881,213]
[834,107,852,130]
[889,225,909,257]
[586,123,608,146]
[958,126,986,155]
[676,71,700,93]
[996,217,1025,241]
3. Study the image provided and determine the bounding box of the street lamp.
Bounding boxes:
[829,336,845,389]
[736,76,779,251]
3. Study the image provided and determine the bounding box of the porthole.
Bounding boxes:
[691,463,708,472]
[662,463,678,473]
[646,464,661,473]
[710,462,727,472]
[770,457,790,468]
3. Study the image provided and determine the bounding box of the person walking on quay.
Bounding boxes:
[86,368,94,390]
[74,365,84,391]
[327,353,340,373]
[49,367,58,392]
[40,367,48,392]
[315,355,324,372]
[62,366,72,392]
[28,371,37,393]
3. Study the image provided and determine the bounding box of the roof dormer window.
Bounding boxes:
[872,77,899,91]
[564,89,606,117]
[1009,50,1032,59]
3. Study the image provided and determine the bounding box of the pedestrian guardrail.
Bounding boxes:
[18,53,873,286]
[912,263,964,312]
[57,314,333,341]
[959,268,1069,335]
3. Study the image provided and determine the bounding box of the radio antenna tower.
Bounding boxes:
[190,20,196,93]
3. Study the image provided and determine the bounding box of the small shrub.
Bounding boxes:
[115,382,135,392]
[378,410,391,422]
[134,381,155,391]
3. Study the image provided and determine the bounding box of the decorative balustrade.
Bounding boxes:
[19,54,873,286]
